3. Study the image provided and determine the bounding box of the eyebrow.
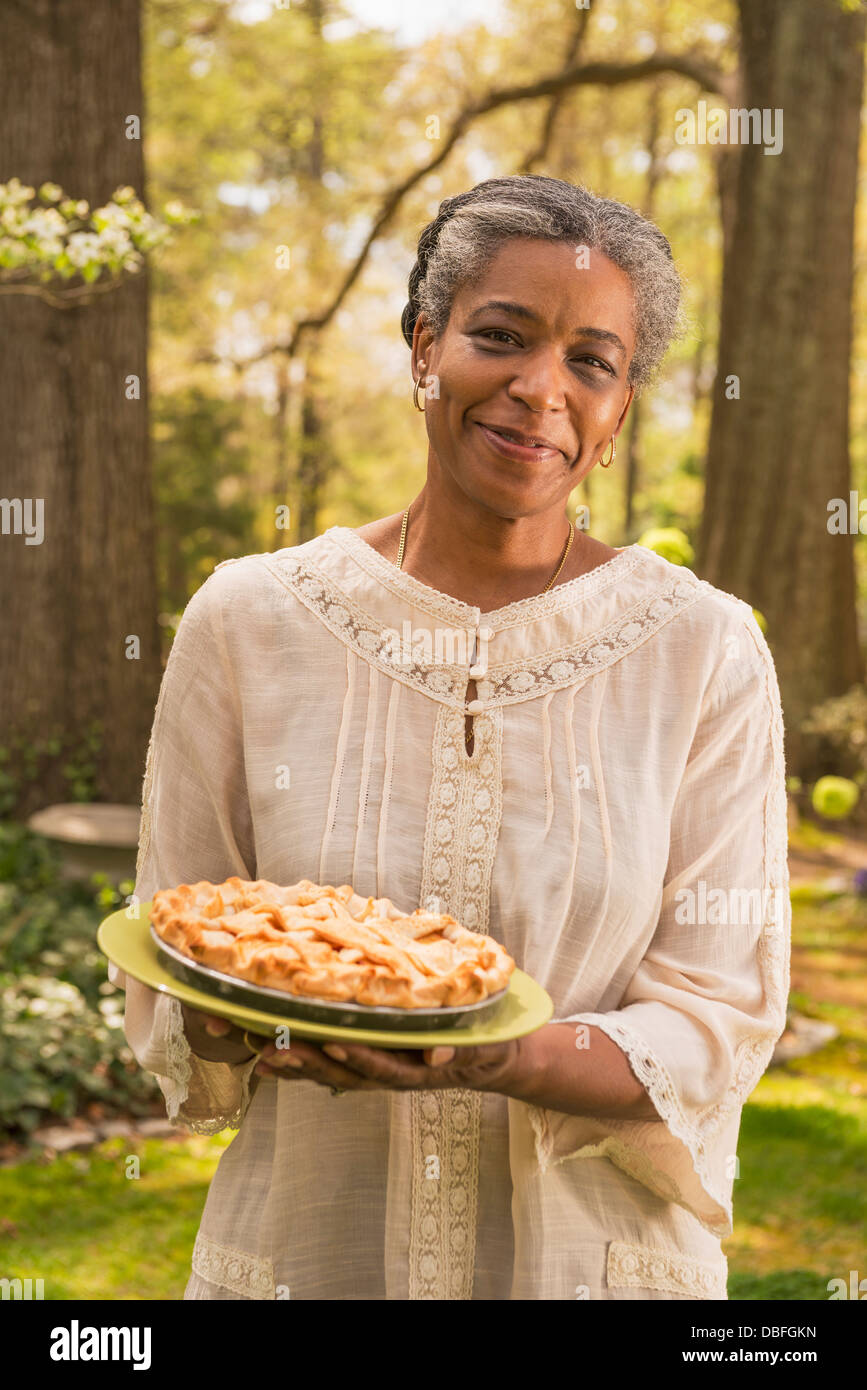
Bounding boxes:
[464,300,627,356]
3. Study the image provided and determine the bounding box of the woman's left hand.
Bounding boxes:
[253,1033,529,1095]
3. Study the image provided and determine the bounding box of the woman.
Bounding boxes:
[116,174,790,1300]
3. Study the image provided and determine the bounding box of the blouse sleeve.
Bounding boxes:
[108,561,260,1135]
[527,609,791,1237]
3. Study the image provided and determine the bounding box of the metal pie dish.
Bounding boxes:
[149,924,509,1032]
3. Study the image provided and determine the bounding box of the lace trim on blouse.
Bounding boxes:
[478,577,705,706]
[134,645,176,886]
[607,1240,727,1299]
[191,1233,276,1299]
[327,525,644,627]
[407,701,504,1300]
[160,994,259,1136]
[260,550,710,712]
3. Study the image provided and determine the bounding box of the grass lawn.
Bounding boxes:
[725,892,867,1299]
[0,889,865,1300]
[0,1132,233,1299]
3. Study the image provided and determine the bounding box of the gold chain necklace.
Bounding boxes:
[396,505,575,745]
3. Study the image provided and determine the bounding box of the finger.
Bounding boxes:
[255,1043,382,1091]
[183,1006,218,1029]
[318,1042,436,1087]
[183,1006,247,1043]
[422,1046,456,1067]
[321,1042,423,1069]
[202,1015,252,1048]
[183,1007,231,1036]
[203,1015,231,1036]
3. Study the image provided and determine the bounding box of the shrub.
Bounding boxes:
[636,527,695,567]
[811,776,860,821]
[0,821,159,1140]
[801,684,867,784]
[0,973,156,1135]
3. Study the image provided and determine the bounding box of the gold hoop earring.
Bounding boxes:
[413,363,426,412]
[600,435,616,468]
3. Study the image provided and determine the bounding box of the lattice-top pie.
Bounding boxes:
[150,877,515,1009]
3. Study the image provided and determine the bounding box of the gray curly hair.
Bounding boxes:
[401,175,682,391]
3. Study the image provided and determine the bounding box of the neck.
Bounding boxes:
[399,476,577,610]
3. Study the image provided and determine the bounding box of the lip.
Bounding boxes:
[474,421,563,461]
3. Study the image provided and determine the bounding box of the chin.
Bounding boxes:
[458,465,560,519]
[462,483,552,521]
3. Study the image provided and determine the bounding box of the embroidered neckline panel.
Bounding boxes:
[260,548,712,712]
[328,524,644,627]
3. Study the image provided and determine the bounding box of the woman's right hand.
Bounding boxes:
[181,1004,257,1063]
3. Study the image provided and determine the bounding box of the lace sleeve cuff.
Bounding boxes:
[158,995,260,1136]
[525,1009,780,1238]
[122,977,259,1137]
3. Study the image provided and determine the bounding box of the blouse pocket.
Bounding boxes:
[607,1240,728,1299]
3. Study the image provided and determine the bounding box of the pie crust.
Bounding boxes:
[149,877,515,1009]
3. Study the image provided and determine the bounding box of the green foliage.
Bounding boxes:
[0,818,62,889]
[801,684,867,782]
[0,823,158,1140]
[60,721,103,803]
[811,775,860,822]
[0,974,155,1135]
[153,387,259,611]
[0,722,103,816]
[636,526,695,566]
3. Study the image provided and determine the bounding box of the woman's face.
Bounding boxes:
[413,237,637,519]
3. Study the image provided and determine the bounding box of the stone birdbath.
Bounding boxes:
[26,803,140,884]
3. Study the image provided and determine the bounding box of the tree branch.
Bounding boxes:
[0,274,131,309]
[519,5,593,175]
[197,48,728,371]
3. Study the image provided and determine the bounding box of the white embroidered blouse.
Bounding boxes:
[114,525,790,1301]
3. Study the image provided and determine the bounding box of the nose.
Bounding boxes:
[505,345,568,412]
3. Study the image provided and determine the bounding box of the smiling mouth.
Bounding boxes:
[475,422,563,454]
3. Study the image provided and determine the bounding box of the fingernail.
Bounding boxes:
[428,1046,455,1066]
[283,1055,303,1069]
[323,1045,348,1062]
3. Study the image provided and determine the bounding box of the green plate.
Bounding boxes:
[98,906,553,1049]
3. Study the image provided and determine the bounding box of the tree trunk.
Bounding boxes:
[699,0,865,772]
[623,396,643,537]
[296,347,330,543]
[288,0,331,543]
[0,0,159,815]
[271,352,292,545]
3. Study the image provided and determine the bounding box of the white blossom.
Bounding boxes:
[0,179,192,290]
[65,231,101,266]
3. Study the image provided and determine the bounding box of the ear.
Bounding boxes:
[411,313,435,380]
[614,384,635,436]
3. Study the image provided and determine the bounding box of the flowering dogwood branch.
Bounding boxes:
[0,178,197,308]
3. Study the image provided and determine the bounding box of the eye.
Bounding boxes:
[575,354,615,376]
[474,331,616,377]
[476,329,519,346]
